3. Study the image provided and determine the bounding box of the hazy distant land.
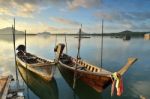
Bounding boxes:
[0,27,149,37]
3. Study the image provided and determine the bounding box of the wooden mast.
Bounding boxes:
[12,18,19,82]
[65,34,68,54]
[73,24,82,89]
[100,20,104,70]
[24,30,30,99]
[55,34,57,46]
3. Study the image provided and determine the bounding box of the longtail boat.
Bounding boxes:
[54,44,137,92]
[16,45,55,81]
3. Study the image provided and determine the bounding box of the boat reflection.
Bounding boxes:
[17,64,58,99]
[58,64,103,99]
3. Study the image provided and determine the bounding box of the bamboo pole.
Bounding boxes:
[100,20,104,70]
[65,34,68,54]
[73,24,82,89]
[12,18,19,82]
[24,30,30,99]
[55,34,57,46]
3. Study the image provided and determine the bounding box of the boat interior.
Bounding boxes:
[60,54,110,74]
[17,51,51,65]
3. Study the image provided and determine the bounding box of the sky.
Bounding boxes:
[0,0,150,34]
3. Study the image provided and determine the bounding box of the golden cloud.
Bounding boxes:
[50,17,80,26]
[67,0,101,10]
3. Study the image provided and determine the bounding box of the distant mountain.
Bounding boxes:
[119,30,132,34]
[0,27,24,35]
[119,30,148,34]
[37,31,51,35]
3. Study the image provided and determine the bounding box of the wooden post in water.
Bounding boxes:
[65,34,68,54]
[100,20,104,70]
[73,24,82,89]
[25,30,26,52]
[55,34,57,46]
[12,18,19,83]
[25,30,27,69]
[24,30,30,99]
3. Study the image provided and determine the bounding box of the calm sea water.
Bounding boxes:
[0,35,150,99]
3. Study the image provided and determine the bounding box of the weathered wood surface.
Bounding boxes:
[118,58,137,75]
[16,52,55,81]
[58,54,137,92]
[0,75,13,99]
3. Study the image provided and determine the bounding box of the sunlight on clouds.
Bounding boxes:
[15,22,49,33]
[0,0,40,18]
[50,17,80,26]
[0,18,12,28]
[67,0,101,10]
[16,3,38,18]
[0,8,14,16]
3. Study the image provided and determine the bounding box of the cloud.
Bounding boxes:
[0,1,38,18]
[67,0,101,10]
[93,11,150,32]
[0,8,14,16]
[0,17,12,28]
[94,11,126,21]
[0,0,65,18]
[50,17,80,26]
[94,11,150,21]
[0,0,102,18]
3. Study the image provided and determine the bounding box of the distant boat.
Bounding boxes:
[123,35,131,41]
[115,35,121,38]
[144,33,150,40]
[54,43,137,92]
[74,36,91,38]
[16,45,55,81]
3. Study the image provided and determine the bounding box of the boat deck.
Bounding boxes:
[60,54,112,75]
[0,75,25,99]
[0,76,8,98]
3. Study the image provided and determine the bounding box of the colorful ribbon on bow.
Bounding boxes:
[111,72,124,96]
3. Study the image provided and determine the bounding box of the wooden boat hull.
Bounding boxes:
[58,61,112,92]
[18,65,58,99]
[16,53,55,81]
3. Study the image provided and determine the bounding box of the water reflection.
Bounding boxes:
[0,35,150,99]
[17,64,58,99]
[58,64,102,99]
